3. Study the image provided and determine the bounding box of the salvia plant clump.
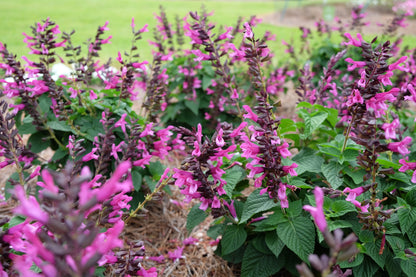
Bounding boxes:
[1,2,416,276]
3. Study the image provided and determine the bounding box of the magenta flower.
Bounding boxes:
[389,56,407,71]
[13,185,49,224]
[182,237,198,246]
[243,22,254,40]
[346,89,364,107]
[399,158,416,183]
[242,105,258,122]
[382,118,400,140]
[168,246,184,261]
[114,113,128,133]
[223,200,238,221]
[303,186,327,233]
[283,163,298,176]
[95,161,132,202]
[388,136,412,156]
[344,32,363,47]
[82,147,99,162]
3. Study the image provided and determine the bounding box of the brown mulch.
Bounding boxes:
[123,192,237,277]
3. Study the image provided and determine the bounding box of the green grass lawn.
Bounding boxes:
[0,0,411,66]
[0,0,296,62]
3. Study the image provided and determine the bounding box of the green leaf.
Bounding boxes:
[202,75,212,90]
[401,258,416,276]
[292,148,324,175]
[184,98,200,115]
[241,242,283,277]
[143,175,157,192]
[398,206,416,234]
[405,188,416,207]
[221,224,247,256]
[131,169,142,191]
[279,118,296,134]
[7,216,26,228]
[265,231,284,259]
[296,102,313,109]
[353,256,379,277]
[344,167,366,185]
[365,240,387,268]
[302,111,328,139]
[18,122,37,134]
[288,177,313,189]
[318,143,341,158]
[339,252,364,268]
[327,200,356,218]
[277,216,315,263]
[407,222,416,244]
[186,204,208,233]
[148,161,165,180]
[207,223,225,240]
[46,121,73,132]
[240,189,279,223]
[385,251,402,277]
[359,230,375,243]
[386,235,406,255]
[28,131,50,153]
[223,166,246,198]
[52,148,68,161]
[321,161,343,189]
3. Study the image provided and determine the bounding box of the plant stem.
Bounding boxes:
[124,175,172,224]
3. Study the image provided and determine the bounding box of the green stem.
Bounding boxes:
[124,175,171,224]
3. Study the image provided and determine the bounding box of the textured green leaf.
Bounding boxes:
[186,204,208,233]
[405,188,416,207]
[407,222,416,244]
[279,118,296,134]
[339,252,364,268]
[221,224,247,256]
[28,131,50,153]
[148,161,165,180]
[131,170,142,191]
[318,143,341,158]
[277,216,315,263]
[365,240,387,268]
[241,242,282,277]
[47,121,72,132]
[321,161,343,189]
[184,98,200,115]
[303,111,328,139]
[386,235,406,255]
[293,148,324,175]
[327,200,356,218]
[240,189,278,223]
[344,167,366,185]
[352,256,379,277]
[18,122,37,134]
[265,231,284,259]
[401,258,416,276]
[398,206,416,233]
[223,166,246,198]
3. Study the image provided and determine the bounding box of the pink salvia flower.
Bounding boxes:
[388,136,412,156]
[382,118,400,140]
[242,105,258,122]
[168,246,184,261]
[243,22,253,40]
[13,185,49,224]
[303,186,327,233]
[346,89,364,106]
[114,113,128,133]
[282,163,298,176]
[344,32,363,47]
[216,128,225,147]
